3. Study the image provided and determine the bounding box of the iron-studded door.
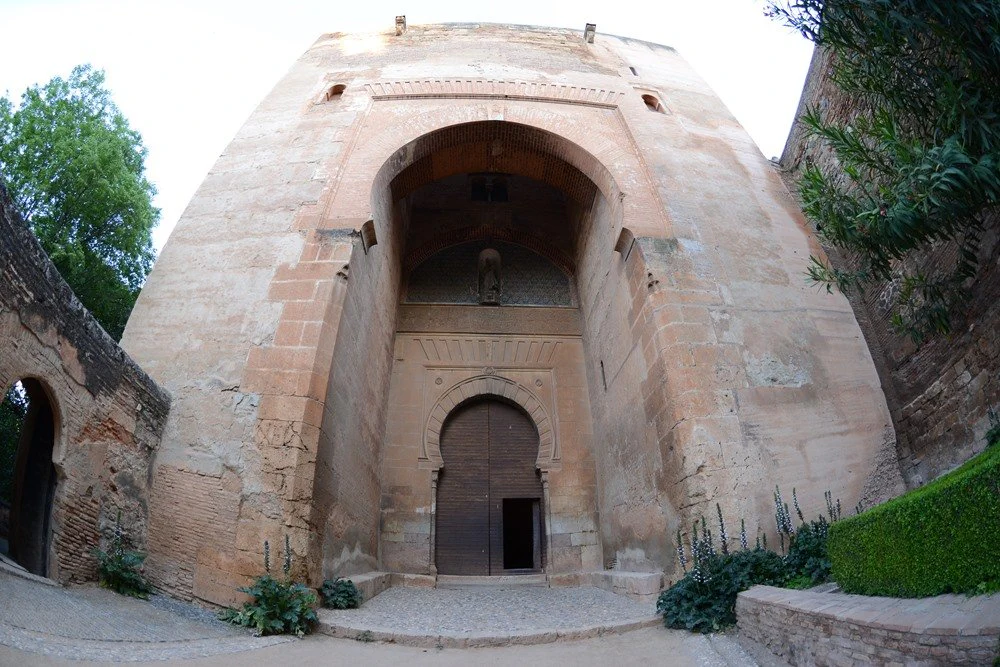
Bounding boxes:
[436,399,544,575]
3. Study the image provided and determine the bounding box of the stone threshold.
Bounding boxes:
[316,615,660,649]
[346,569,664,605]
[0,555,59,587]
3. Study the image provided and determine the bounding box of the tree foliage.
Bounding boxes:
[0,65,158,340]
[766,0,1000,342]
[0,386,28,505]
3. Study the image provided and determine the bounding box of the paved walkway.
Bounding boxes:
[0,570,291,661]
[0,569,764,664]
[318,584,658,645]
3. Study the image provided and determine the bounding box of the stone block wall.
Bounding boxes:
[0,184,170,582]
[780,48,1000,489]
[738,585,1000,666]
[122,23,898,596]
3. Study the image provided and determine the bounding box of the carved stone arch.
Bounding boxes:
[423,375,556,472]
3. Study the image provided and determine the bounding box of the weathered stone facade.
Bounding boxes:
[121,23,897,604]
[0,184,170,582]
[780,49,1000,489]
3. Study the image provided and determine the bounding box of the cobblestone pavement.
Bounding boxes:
[0,570,291,661]
[319,584,656,637]
[0,570,765,664]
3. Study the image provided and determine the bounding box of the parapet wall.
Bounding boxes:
[0,183,170,581]
[737,585,1000,666]
[780,49,1000,488]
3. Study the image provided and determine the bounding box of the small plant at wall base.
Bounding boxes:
[321,577,363,610]
[219,536,317,637]
[657,504,788,633]
[658,492,840,633]
[93,511,153,599]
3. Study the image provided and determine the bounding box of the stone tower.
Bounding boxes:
[121,22,897,604]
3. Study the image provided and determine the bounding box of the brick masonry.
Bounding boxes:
[0,184,170,582]
[121,23,898,602]
[737,585,1000,666]
[780,48,1000,490]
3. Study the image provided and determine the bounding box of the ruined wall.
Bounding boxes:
[0,184,169,582]
[781,49,1000,489]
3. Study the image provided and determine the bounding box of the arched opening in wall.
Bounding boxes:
[642,94,665,113]
[314,120,629,579]
[436,397,543,575]
[322,83,346,102]
[0,378,58,576]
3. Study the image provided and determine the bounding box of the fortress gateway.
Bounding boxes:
[117,23,897,603]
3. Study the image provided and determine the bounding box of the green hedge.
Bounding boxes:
[828,443,1000,597]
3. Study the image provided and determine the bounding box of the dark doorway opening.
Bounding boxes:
[502,498,540,570]
[1,379,57,576]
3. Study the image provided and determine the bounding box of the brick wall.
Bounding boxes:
[0,184,170,582]
[780,49,1000,488]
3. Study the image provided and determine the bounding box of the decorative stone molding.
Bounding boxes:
[421,374,557,470]
[364,79,626,108]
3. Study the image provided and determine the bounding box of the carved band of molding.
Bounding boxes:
[415,337,562,365]
[422,374,557,470]
[365,80,625,108]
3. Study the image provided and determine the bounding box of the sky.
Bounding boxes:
[0,0,814,252]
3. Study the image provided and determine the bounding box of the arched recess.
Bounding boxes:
[1,377,60,576]
[422,375,557,472]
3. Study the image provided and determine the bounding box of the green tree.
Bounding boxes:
[766,0,1000,342]
[0,386,28,505]
[0,64,158,340]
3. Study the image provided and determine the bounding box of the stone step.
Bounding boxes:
[436,574,548,588]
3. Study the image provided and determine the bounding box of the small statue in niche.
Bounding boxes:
[478,248,502,305]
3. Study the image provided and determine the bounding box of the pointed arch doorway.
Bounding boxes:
[435,397,544,575]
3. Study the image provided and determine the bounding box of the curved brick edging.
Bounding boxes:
[317,615,661,648]
[737,585,1000,665]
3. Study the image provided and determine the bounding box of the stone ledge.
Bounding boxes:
[737,585,1000,665]
[341,571,391,603]
[589,570,664,605]
[390,572,436,588]
[316,615,660,648]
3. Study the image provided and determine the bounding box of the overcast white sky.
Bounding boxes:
[0,0,813,252]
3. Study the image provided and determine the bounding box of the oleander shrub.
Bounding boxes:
[219,536,318,637]
[828,443,1000,597]
[320,577,363,610]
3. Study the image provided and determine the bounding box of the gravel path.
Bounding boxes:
[319,585,657,636]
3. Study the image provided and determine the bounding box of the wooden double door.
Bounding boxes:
[436,399,544,575]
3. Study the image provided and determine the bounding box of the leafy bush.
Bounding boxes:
[829,444,1000,597]
[657,549,787,633]
[219,574,317,637]
[321,577,363,609]
[784,519,832,586]
[219,536,318,637]
[765,0,1000,341]
[93,512,153,599]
